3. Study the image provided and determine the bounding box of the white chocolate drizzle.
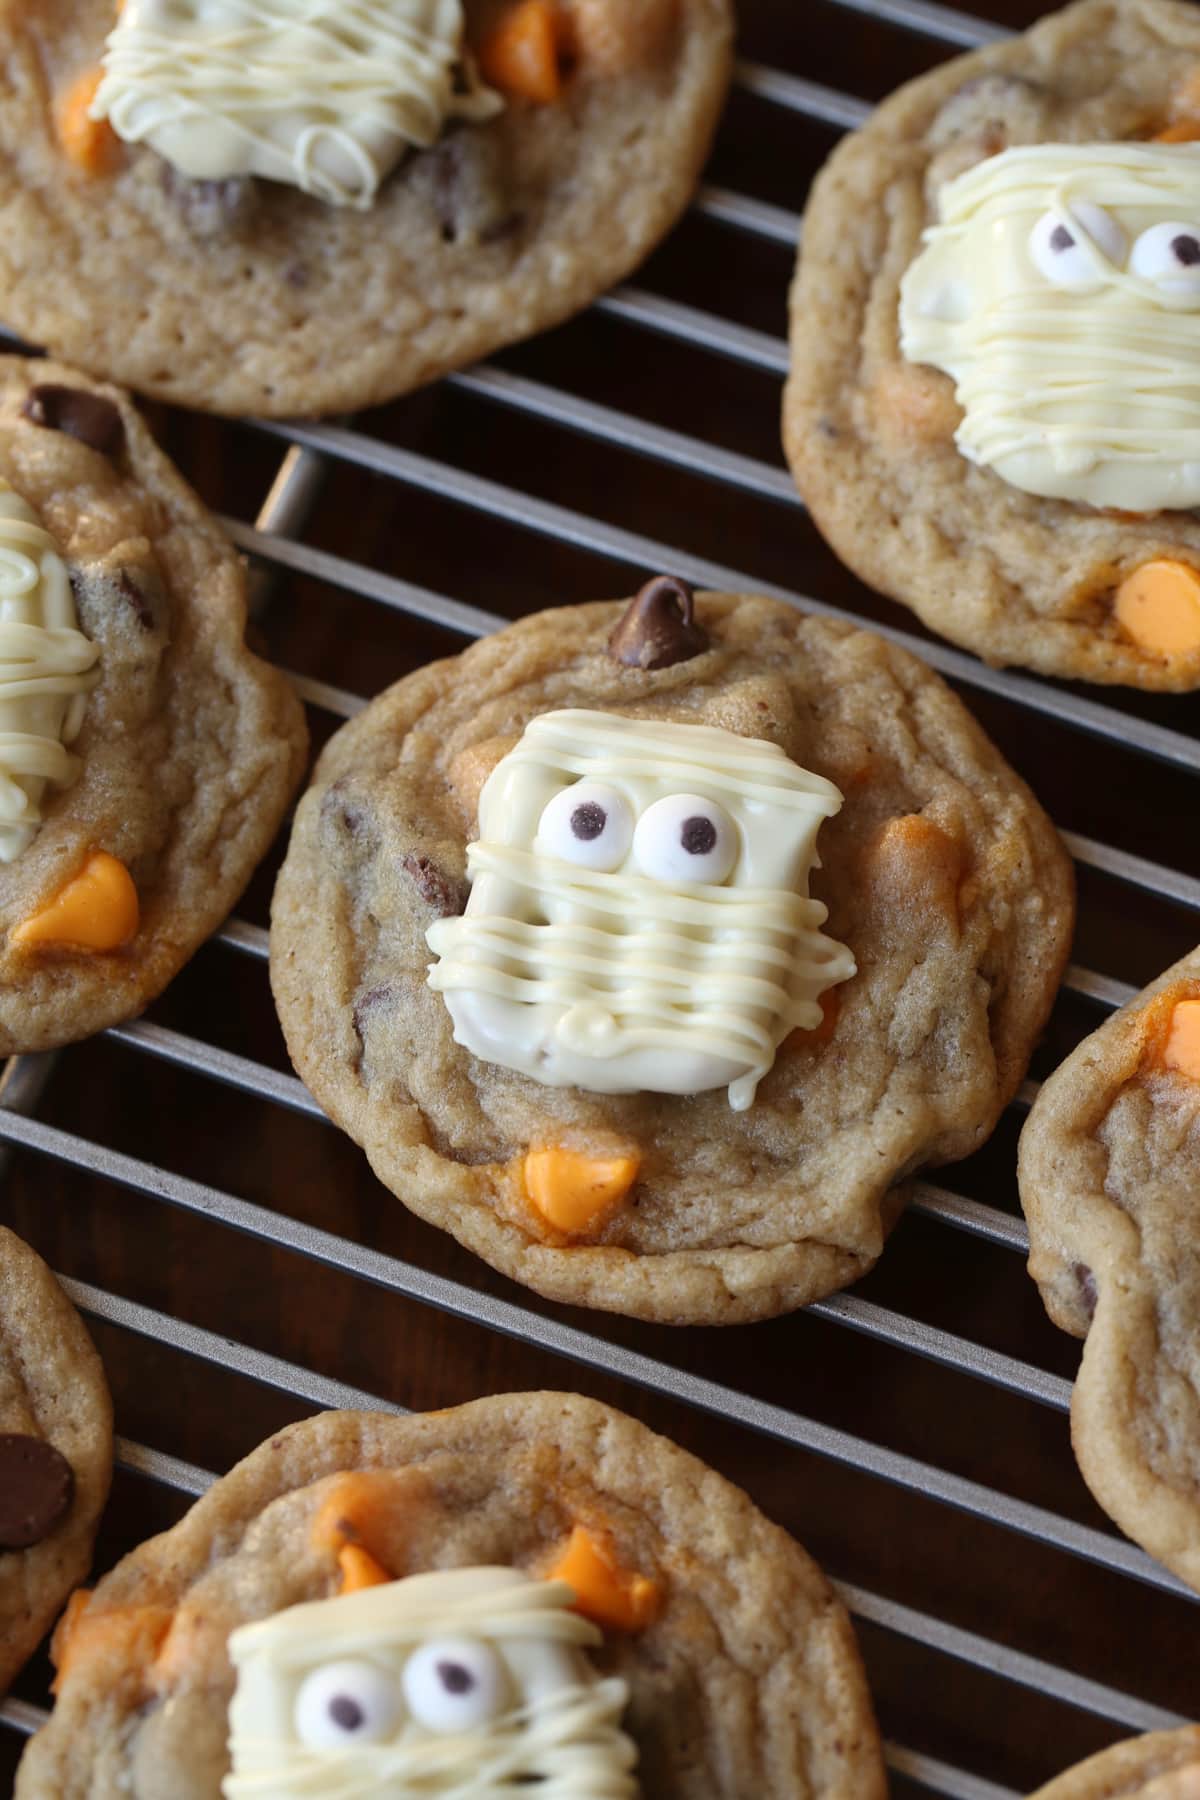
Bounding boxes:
[899,143,1200,510]
[426,710,856,1110]
[0,482,98,863]
[224,1566,639,1798]
[93,0,503,210]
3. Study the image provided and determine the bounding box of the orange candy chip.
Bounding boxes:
[12,851,138,953]
[51,1593,172,1694]
[1115,561,1200,659]
[337,1544,392,1592]
[54,70,120,176]
[479,1,569,103]
[548,1525,661,1633]
[522,1147,640,1235]
[1163,999,1200,1082]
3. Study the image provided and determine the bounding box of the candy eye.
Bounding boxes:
[1130,222,1200,295]
[536,781,633,872]
[632,794,738,886]
[294,1659,402,1751]
[1029,204,1126,290]
[402,1636,506,1733]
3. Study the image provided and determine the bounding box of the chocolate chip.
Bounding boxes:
[425,131,514,249]
[22,385,124,458]
[681,815,717,856]
[321,780,366,838]
[1073,1261,1098,1320]
[607,575,709,672]
[402,852,467,917]
[0,1434,74,1549]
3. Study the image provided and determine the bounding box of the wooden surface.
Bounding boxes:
[4,2,1200,1794]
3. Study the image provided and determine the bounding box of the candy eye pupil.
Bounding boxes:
[437,1661,475,1695]
[1173,233,1200,266]
[1049,223,1073,252]
[680,815,717,856]
[328,1695,365,1732]
[570,802,607,841]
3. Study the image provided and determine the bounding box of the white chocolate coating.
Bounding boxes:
[93,0,502,210]
[426,710,856,1111]
[224,1566,638,1797]
[0,482,98,863]
[899,143,1200,511]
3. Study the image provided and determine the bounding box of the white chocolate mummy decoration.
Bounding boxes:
[223,1566,639,1798]
[899,143,1200,511]
[426,710,856,1111]
[0,481,99,863]
[92,0,502,210]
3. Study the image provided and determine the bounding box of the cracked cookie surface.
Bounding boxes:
[1020,943,1200,1593]
[0,1226,112,1695]
[0,354,307,1053]
[785,0,1200,690]
[0,0,732,417]
[271,589,1074,1325]
[14,1393,886,1798]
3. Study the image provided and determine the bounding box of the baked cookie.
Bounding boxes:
[1020,944,1200,1593]
[1029,1728,1200,1798]
[0,1225,113,1695]
[271,576,1074,1325]
[0,0,733,418]
[785,0,1200,691]
[15,1394,885,1798]
[0,354,306,1052]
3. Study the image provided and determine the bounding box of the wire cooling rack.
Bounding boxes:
[3,3,1199,1794]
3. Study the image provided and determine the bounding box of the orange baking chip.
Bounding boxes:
[1155,119,1200,142]
[522,1147,639,1235]
[52,1600,172,1693]
[1115,561,1200,658]
[548,1525,661,1632]
[54,70,120,176]
[479,1,566,103]
[310,1470,412,1563]
[337,1544,392,1592]
[1163,1000,1200,1082]
[11,851,138,952]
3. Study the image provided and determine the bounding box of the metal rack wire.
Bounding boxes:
[2,4,1197,1795]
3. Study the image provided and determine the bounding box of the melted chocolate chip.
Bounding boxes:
[437,1661,475,1695]
[22,385,124,458]
[1173,233,1200,267]
[0,1434,75,1550]
[428,131,515,248]
[681,815,717,856]
[162,166,258,239]
[570,802,606,841]
[402,852,467,917]
[1049,223,1074,253]
[1073,1261,1098,1320]
[329,1695,365,1731]
[607,575,709,672]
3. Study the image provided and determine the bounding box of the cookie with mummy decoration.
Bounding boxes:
[0,353,306,1054]
[14,1396,888,1797]
[786,0,1200,689]
[271,578,1073,1325]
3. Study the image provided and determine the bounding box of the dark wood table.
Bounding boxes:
[3,2,1199,1793]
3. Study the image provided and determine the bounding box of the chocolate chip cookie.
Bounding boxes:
[1019,945,1200,1592]
[1030,1729,1200,1798]
[14,1393,886,1798]
[0,1225,112,1694]
[271,577,1074,1326]
[0,354,307,1053]
[0,0,733,417]
[785,0,1200,690]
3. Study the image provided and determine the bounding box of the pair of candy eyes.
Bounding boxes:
[1029,208,1200,294]
[536,782,738,885]
[295,1637,507,1751]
